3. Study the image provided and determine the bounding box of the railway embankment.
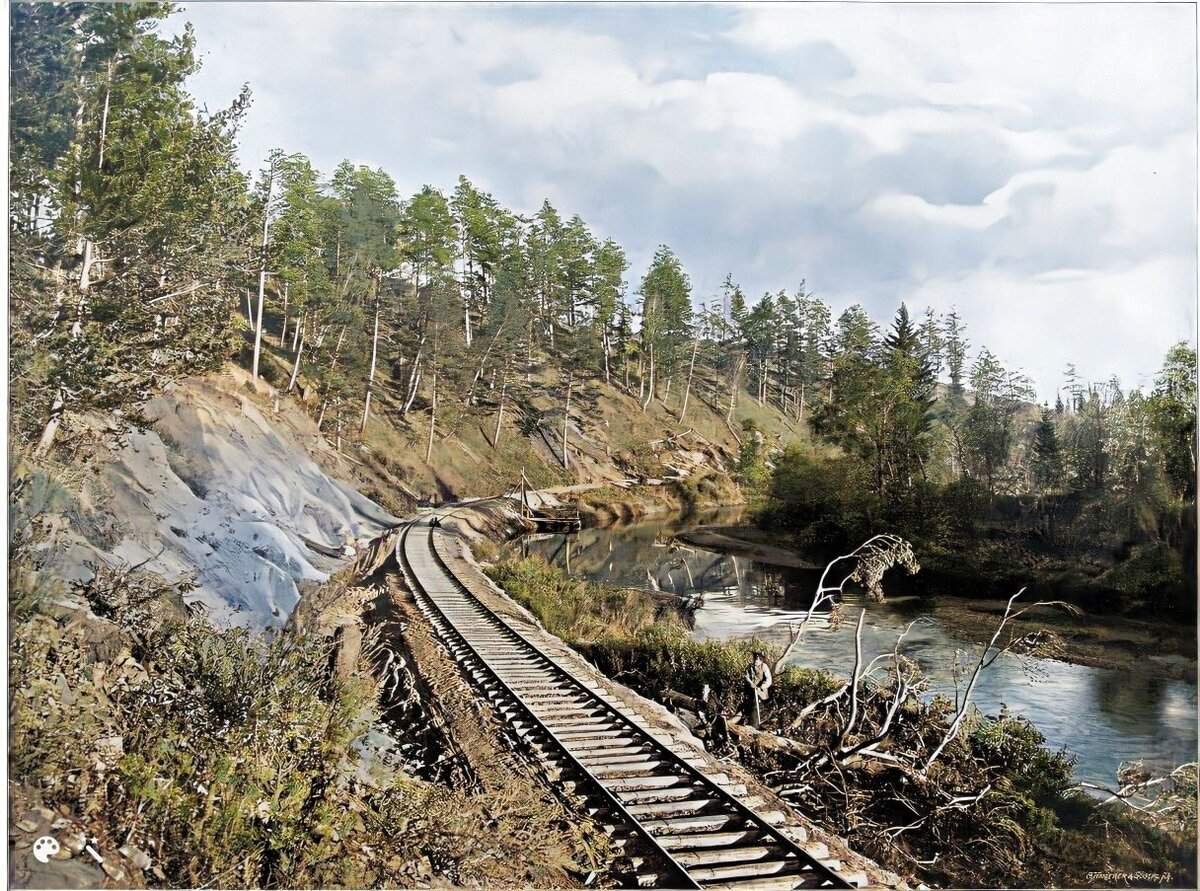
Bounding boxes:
[376,501,904,889]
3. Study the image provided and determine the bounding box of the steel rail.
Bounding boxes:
[396,521,699,889]
[398,519,853,889]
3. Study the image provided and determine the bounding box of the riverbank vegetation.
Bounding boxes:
[748,310,1196,621]
[488,552,1196,888]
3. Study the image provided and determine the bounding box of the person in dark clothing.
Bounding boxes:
[744,651,772,729]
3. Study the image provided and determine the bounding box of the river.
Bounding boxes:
[515,508,1198,791]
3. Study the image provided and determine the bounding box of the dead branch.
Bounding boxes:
[923,588,1080,773]
[1078,761,1198,830]
[773,533,918,675]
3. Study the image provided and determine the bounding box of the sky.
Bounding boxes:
[166,1,1197,399]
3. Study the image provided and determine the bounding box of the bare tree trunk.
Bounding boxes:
[251,269,268,381]
[313,323,330,351]
[279,282,289,347]
[837,610,867,749]
[561,370,573,470]
[602,331,611,385]
[251,161,275,382]
[287,326,306,393]
[924,588,1027,772]
[678,339,699,422]
[526,319,533,385]
[78,61,113,294]
[492,364,508,449]
[402,332,426,416]
[727,354,745,427]
[466,318,507,406]
[641,342,655,412]
[329,325,347,370]
[250,168,279,381]
[771,534,912,676]
[360,296,380,434]
[425,325,439,463]
[463,289,472,348]
[34,388,66,457]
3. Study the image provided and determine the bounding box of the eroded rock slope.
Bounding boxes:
[42,369,399,629]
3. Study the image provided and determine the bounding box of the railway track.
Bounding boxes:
[396,519,856,890]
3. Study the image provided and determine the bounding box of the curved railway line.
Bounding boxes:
[396,518,858,890]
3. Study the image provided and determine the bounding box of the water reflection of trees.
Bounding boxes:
[1092,670,1168,732]
[524,525,831,608]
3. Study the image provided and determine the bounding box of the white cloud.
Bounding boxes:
[866,192,1009,231]
[902,255,1196,397]
[730,4,1194,136]
[166,2,1196,398]
[863,132,1195,270]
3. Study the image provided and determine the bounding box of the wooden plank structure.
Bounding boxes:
[517,471,582,532]
[396,520,856,890]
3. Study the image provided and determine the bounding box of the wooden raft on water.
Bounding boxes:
[516,472,582,532]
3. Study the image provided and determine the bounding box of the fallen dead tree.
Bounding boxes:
[491,543,1196,889]
[1079,760,1198,831]
[734,538,1108,887]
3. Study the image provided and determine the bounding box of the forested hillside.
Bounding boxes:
[11,5,1196,620]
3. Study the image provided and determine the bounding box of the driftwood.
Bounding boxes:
[660,686,708,713]
[728,721,819,759]
[298,534,350,558]
[647,428,695,448]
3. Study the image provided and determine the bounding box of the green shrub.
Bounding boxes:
[491,555,840,721]
[10,611,376,887]
[490,554,676,641]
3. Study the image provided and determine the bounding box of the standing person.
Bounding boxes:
[744,651,772,729]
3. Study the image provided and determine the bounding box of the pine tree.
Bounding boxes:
[917,306,945,380]
[744,293,778,404]
[636,245,691,410]
[451,176,503,346]
[727,277,748,338]
[401,185,456,294]
[21,3,252,454]
[882,303,936,495]
[797,293,831,419]
[9,2,87,234]
[962,350,1033,493]
[1032,408,1063,493]
[943,307,969,398]
[560,214,596,330]
[530,200,565,338]
[1147,342,1198,499]
[590,239,627,383]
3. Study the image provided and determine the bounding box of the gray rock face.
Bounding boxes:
[41,372,399,630]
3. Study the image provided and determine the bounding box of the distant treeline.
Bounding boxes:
[10,3,1195,537]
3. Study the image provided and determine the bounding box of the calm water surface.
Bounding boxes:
[517,509,1198,790]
